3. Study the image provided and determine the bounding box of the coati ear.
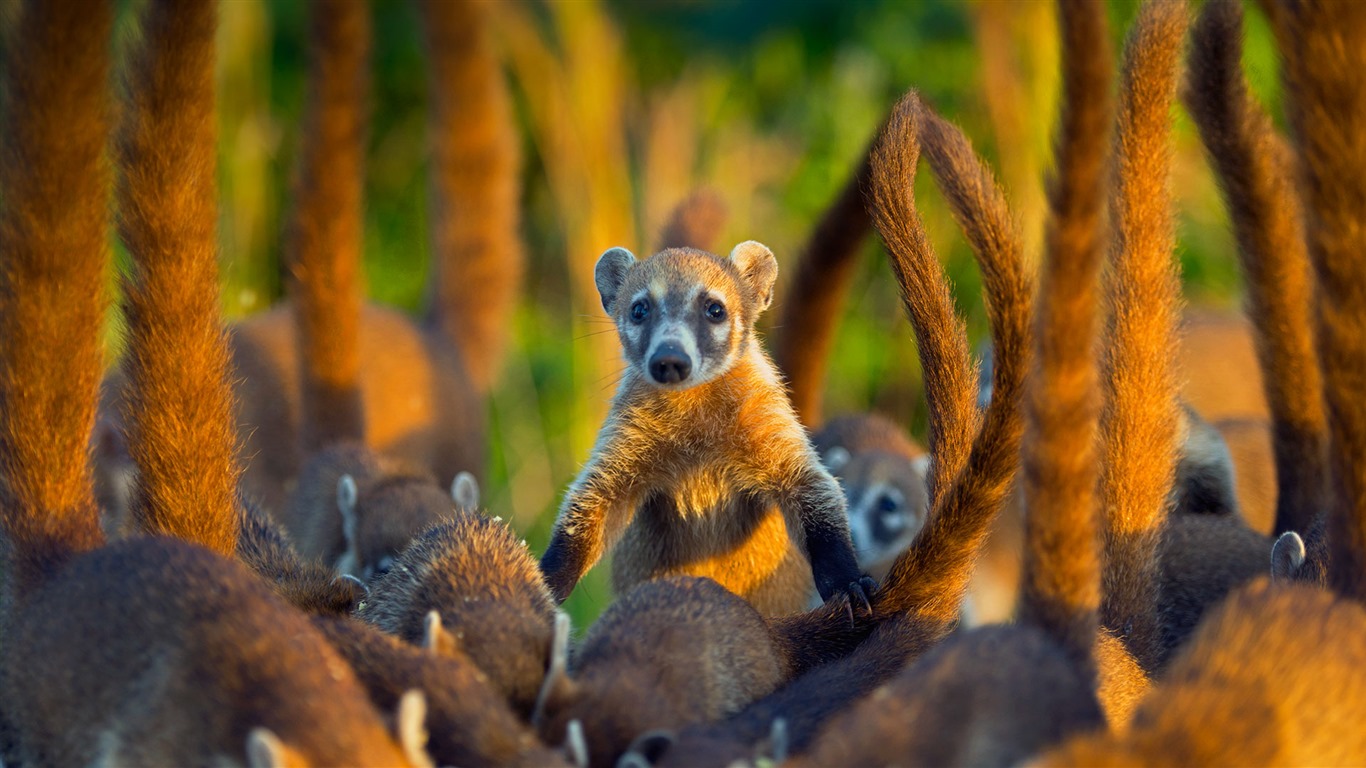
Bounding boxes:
[397,689,435,768]
[595,247,636,314]
[422,609,461,657]
[1272,531,1307,582]
[451,471,480,511]
[728,240,778,312]
[532,611,575,727]
[565,719,588,768]
[822,446,851,474]
[337,474,359,550]
[246,728,306,768]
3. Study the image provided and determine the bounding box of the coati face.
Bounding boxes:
[823,446,930,565]
[338,471,480,582]
[594,242,777,390]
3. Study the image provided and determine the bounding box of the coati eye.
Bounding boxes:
[631,299,650,324]
[705,302,726,322]
[878,495,898,513]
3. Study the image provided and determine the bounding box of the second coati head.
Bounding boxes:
[813,413,930,580]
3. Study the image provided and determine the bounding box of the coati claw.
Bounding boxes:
[841,577,876,616]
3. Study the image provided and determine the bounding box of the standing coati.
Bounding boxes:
[0,0,424,763]
[539,242,874,615]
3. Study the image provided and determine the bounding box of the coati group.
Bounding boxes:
[2,0,1366,765]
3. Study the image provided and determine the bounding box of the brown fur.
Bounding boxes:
[1038,578,1366,766]
[1275,0,1366,599]
[116,0,239,557]
[872,96,1033,625]
[657,188,728,253]
[537,577,788,768]
[1176,309,1268,420]
[0,0,112,593]
[284,440,386,564]
[288,0,370,452]
[1097,0,1187,672]
[235,496,366,616]
[1185,0,1327,538]
[773,145,876,428]
[1018,0,1112,679]
[542,244,868,616]
[358,512,557,718]
[419,0,524,394]
[313,615,568,768]
[1,537,416,766]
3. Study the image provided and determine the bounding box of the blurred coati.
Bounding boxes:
[0,1,425,764]
[640,86,1036,767]
[791,2,1121,762]
[657,188,728,253]
[813,413,930,581]
[539,241,874,616]
[214,0,523,516]
[357,508,559,719]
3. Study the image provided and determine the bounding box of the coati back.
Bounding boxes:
[813,413,930,581]
[540,242,872,616]
[357,510,558,718]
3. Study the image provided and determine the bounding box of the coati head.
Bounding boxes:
[814,415,931,574]
[337,469,480,582]
[594,242,778,389]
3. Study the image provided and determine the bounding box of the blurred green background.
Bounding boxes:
[117,0,1283,624]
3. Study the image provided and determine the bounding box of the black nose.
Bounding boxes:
[649,342,692,384]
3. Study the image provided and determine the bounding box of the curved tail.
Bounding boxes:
[420,0,524,394]
[289,0,371,453]
[773,147,877,428]
[1185,0,1326,539]
[870,93,1034,625]
[657,189,727,253]
[1275,0,1366,600]
[0,0,114,592]
[117,0,240,557]
[1098,0,1188,671]
[1017,0,1113,681]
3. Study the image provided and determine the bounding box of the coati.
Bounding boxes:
[657,188,728,253]
[1036,578,1366,766]
[236,494,369,616]
[813,413,930,581]
[0,1,423,763]
[539,241,873,615]
[357,508,559,719]
[640,87,1036,767]
[312,613,572,768]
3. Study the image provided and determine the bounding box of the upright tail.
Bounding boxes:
[773,145,877,428]
[657,189,727,253]
[288,0,371,454]
[420,0,524,394]
[870,93,1034,625]
[1017,0,1113,681]
[0,0,114,593]
[1184,0,1326,539]
[1275,0,1366,600]
[1098,0,1188,672]
[117,0,240,557]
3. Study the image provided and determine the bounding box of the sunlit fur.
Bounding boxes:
[1185,0,1327,539]
[288,0,370,452]
[1097,0,1187,673]
[116,0,239,557]
[543,243,865,615]
[1275,0,1366,599]
[0,0,111,593]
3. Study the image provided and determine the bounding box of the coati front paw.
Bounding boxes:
[539,539,581,604]
[839,576,876,614]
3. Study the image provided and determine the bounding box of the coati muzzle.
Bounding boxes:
[649,341,692,384]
